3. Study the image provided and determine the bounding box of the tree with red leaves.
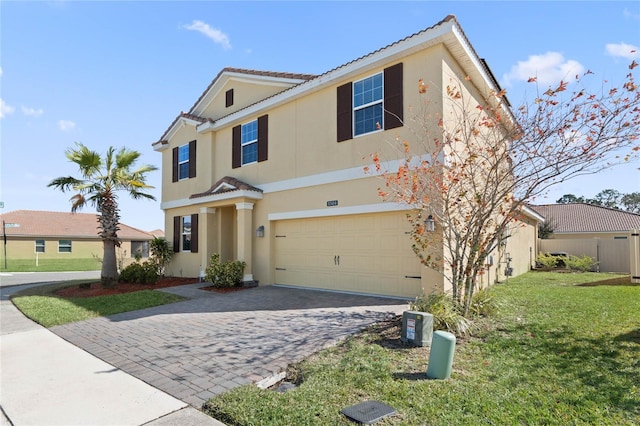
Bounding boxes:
[371,62,640,315]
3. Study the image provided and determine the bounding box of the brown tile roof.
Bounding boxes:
[149,229,165,238]
[187,68,318,116]
[189,176,263,199]
[0,210,154,240]
[154,69,317,144]
[530,204,640,233]
[153,15,470,145]
[153,112,208,146]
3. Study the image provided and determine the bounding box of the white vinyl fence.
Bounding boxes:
[538,238,630,273]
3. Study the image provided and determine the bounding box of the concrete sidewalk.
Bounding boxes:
[0,291,223,425]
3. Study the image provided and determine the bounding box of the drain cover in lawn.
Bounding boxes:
[341,400,396,424]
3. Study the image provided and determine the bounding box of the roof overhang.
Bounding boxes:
[191,71,313,118]
[522,205,545,223]
[160,189,263,210]
[196,16,514,134]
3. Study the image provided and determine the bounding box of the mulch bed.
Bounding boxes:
[55,277,256,298]
[55,277,200,298]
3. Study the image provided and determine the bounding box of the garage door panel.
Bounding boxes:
[274,212,422,298]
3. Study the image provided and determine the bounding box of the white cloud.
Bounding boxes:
[183,20,231,50]
[0,98,15,119]
[623,8,640,20]
[503,52,585,87]
[22,106,44,117]
[605,42,640,60]
[58,119,76,131]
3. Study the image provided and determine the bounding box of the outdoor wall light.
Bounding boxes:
[425,215,435,232]
[256,225,265,238]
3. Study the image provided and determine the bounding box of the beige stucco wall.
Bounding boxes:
[4,238,150,264]
[158,41,532,297]
[547,232,631,240]
[4,237,103,260]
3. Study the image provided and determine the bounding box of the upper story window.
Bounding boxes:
[241,120,258,165]
[172,140,196,182]
[35,239,45,253]
[58,240,72,253]
[178,144,190,180]
[337,62,403,142]
[232,115,268,169]
[353,73,383,136]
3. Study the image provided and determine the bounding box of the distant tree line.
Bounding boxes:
[556,189,640,214]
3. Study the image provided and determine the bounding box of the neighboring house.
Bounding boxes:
[531,203,640,273]
[153,15,539,298]
[0,210,155,265]
[149,229,165,238]
[532,203,640,240]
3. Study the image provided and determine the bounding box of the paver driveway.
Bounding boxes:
[51,284,408,407]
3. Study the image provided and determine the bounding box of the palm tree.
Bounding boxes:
[48,143,158,288]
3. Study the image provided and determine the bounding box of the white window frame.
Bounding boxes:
[58,240,72,253]
[131,241,149,258]
[241,119,258,166]
[178,143,190,180]
[353,72,384,137]
[181,216,192,252]
[35,239,45,253]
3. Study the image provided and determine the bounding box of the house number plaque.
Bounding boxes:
[326,200,338,207]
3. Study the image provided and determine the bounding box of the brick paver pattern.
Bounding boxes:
[52,285,407,407]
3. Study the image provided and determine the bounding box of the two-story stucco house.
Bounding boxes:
[153,15,540,298]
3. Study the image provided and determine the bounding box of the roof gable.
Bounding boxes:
[190,176,263,199]
[531,203,640,233]
[0,210,154,240]
[154,15,510,145]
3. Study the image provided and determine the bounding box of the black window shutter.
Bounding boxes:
[172,147,178,182]
[173,216,180,252]
[384,62,403,130]
[258,115,268,162]
[336,82,353,142]
[225,89,234,107]
[190,214,198,253]
[232,125,241,169]
[188,140,197,178]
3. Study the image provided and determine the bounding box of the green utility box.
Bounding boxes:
[426,330,456,379]
[401,311,433,347]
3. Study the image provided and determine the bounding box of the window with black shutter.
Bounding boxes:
[336,62,403,141]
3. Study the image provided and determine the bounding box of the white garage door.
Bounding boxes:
[274,212,423,298]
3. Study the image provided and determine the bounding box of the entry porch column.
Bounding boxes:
[199,207,217,280]
[235,202,254,282]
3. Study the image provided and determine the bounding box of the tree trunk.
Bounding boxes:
[101,239,118,288]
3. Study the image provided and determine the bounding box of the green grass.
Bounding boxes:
[2,258,101,272]
[11,282,185,327]
[203,272,640,425]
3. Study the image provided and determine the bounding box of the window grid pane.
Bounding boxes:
[241,121,258,144]
[242,142,258,164]
[354,73,383,108]
[35,239,45,253]
[354,104,383,136]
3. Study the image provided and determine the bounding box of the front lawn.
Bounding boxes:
[2,258,101,272]
[203,272,639,425]
[11,282,185,327]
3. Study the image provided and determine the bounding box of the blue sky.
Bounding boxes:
[1,1,639,232]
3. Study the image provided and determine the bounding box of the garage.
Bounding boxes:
[274,212,423,298]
